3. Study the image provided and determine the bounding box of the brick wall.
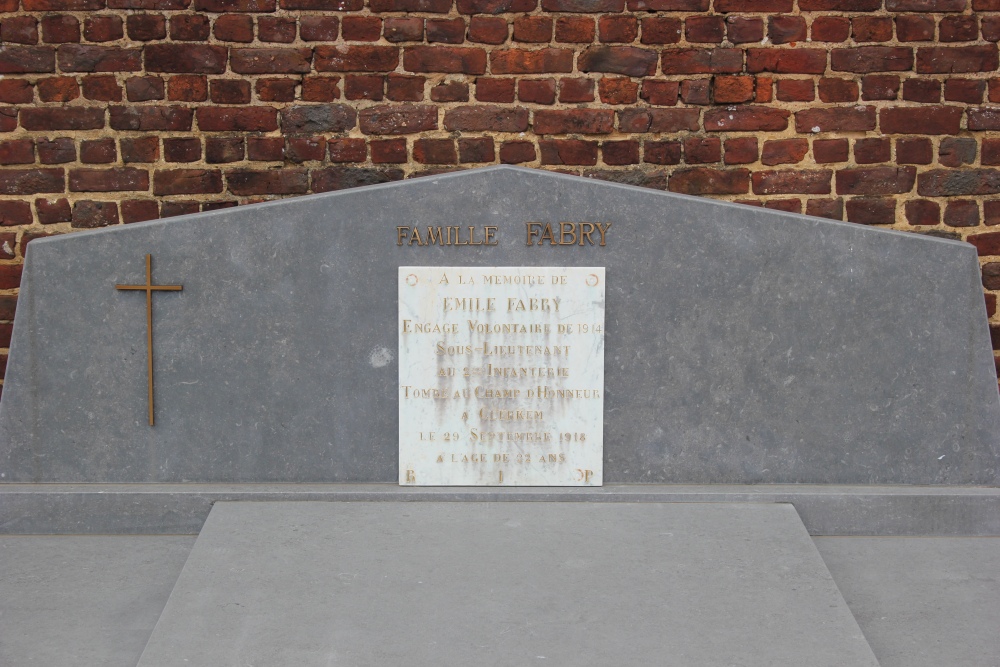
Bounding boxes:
[1,0,1000,394]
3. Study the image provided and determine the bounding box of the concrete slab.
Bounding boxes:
[137,501,878,667]
[0,535,194,667]
[816,536,1000,667]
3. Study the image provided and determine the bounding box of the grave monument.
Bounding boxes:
[1,166,998,665]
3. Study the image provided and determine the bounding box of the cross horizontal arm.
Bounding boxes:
[115,285,183,291]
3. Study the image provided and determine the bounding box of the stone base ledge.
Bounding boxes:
[1,483,998,536]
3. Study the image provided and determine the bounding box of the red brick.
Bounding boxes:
[2,17,38,44]
[310,167,403,192]
[903,78,941,102]
[897,137,933,164]
[120,137,159,163]
[519,78,557,104]
[599,77,637,104]
[539,139,598,166]
[0,80,33,105]
[811,17,850,42]
[255,77,296,102]
[886,0,966,9]
[456,0,535,12]
[500,141,536,163]
[121,200,159,224]
[57,45,141,72]
[126,76,165,102]
[384,18,423,43]
[938,137,976,167]
[206,137,244,163]
[476,77,515,102]
[541,0,623,10]
[491,48,574,74]
[195,0,275,9]
[79,138,116,163]
[387,74,424,101]
[704,106,789,132]
[861,75,900,100]
[669,168,750,194]
[945,200,980,227]
[42,15,81,43]
[983,262,1000,289]
[413,138,457,165]
[21,108,104,131]
[724,137,757,165]
[984,16,1000,42]
[768,16,806,44]
[432,80,468,103]
[444,105,529,131]
[800,0,880,8]
[794,107,876,133]
[985,201,1000,226]
[247,137,283,161]
[832,47,912,73]
[711,75,751,103]
[897,15,934,41]
[601,140,639,165]
[880,106,962,134]
[680,79,710,105]
[618,108,700,132]
[806,199,843,219]
[370,139,407,163]
[639,79,677,105]
[918,169,1000,196]
[686,16,724,44]
[0,140,33,166]
[170,14,210,41]
[0,47,52,74]
[110,105,192,131]
[404,46,487,74]
[0,264,20,290]
[852,16,893,42]
[280,0,362,7]
[82,75,122,101]
[969,107,1000,131]
[0,108,15,133]
[579,46,657,76]
[534,109,614,134]
[721,17,760,45]
[917,46,998,73]
[0,200,31,225]
[854,138,891,164]
[300,16,339,42]
[836,166,916,195]
[35,198,71,224]
[765,199,802,214]
[458,137,494,163]
[316,45,399,73]
[231,48,311,74]
[818,78,858,103]
[72,201,118,229]
[944,78,984,103]
[227,169,308,195]
[160,201,199,218]
[360,104,438,134]
[598,15,637,43]
[127,14,165,41]
[37,77,80,102]
[213,14,253,42]
[969,229,1000,252]
[906,199,940,225]
[146,44,227,73]
[84,15,123,42]
[641,17,681,44]
[752,170,832,194]
[684,137,720,164]
[280,105,356,133]
[168,75,207,102]
[346,75,385,101]
[328,138,366,163]
[761,138,808,165]
[939,15,978,42]
[715,0,789,9]
[197,107,278,132]
[556,16,595,42]
[514,16,552,43]
[427,18,466,44]
[661,48,742,74]
[776,79,814,102]
[24,0,100,7]
[258,16,296,43]
[70,167,149,192]
[368,0,450,11]
[153,169,222,195]
[469,17,508,44]
[627,0,706,8]
[163,138,202,163]
[301,77,341,102]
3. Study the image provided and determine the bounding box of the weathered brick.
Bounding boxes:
[42,15,81,44]
[684,137,721,164]
[196,107,278,132]
[127,14,166,41]
[153,169,223,195]
[35,197,71,224]
[500,140,536,163]
[170,14,211,41]
[110,106,193,131]
[600,15,638,43]
[944,200,979,227]
[227,169,308,195]
[491,48,574,74]
[541,0,624,10]
[57,45,141,72]
[641,17,682,44]
[768,16,807,44]
[795,107,876,133]
[163,137,202,162]
[879,106,962,134]
[254,78,296,102]
[618,108,699,132]
[846,198,895,225]
[800,0,880,8]
[0,47,55,73]
[0,200,31,226]
[969,107,1000,131]
[79,138,116,163]
[470,17,508,44]
[69,167,149,192]
[852,16,892,42]
[414,138,457,164]
[600,140,638,165]
[776,79,814,102]
[340,16,379,41]
[2,17,38,44]
[21,108,104,131]
[247,137,283,161]
[146,44,228,73]
[861,75,900,100]
[534,109,614,134]
[72,201,118,229]
[938,137,976,167]
[160,201,199,218]
[85,15,124,42]
[404,47,487,74]
[231,48,312,74]
[897,15,934,41]
[25,0,104,9]
[716,0,789,9]
[811,17,850,42]
[0,80,34,104]
[539,139,599,165]
[126,76,165,102]
[705,106,789,132]
[662,48,742,74]
[258,16,296,42]
[918,169,1000,196]
[886,0,966,10]
[724,137,757,165]
[82,75,121,101]
[818,78,859,103]
[916,46,999,73]
[360,104,438,134]
[578,46,657,76]
[761,138,808,165]
[853,137,890,164]
[519,78,557,104]
[686,16,724,44]
[301,16,339,41]
[315,45,399,72]
[195,0,275,10]
[627,0,706,8]
[301,76,341,102]
[0,140,33,166]
[37,77,80,103]
[347,75,386,101]
[944,79,984,103]
[969,231,1000,255]
[445,105,529,131]
[206,137,244,163]
[213,14,253,42]
[836,166,916,195]
[168,75,208,101]
[939,15,978,42]
[328,138,366,163]
[639,79,677,105]
[906,199,940,225]
[831,47,913,73]
[121,200,160,224]
[983,262,1000,289]
[388,74,425,101]
[669,168,750,194]
[680,79,710,104]
[556,16,595,42]
[311,167,403,193]
[598,77,637,104]
[752,170,832,194]
[370,139,406,163]
[121,137,159,163]
[0,264,20,289]
[459,137,494,163]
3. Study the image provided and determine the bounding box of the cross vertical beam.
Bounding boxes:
[116,254,183,426]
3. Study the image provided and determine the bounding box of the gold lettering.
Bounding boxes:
[579,222,596,246]
[525,222,542,246]
[397,226,409,246]
[485,226,498,246]
[426,226,444,245]
[595,222,611,246]
[560,222,577,245]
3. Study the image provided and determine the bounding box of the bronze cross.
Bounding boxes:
[116,254,183,426]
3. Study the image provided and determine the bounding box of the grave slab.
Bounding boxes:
[136,501,879,667]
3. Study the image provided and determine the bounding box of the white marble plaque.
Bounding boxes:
[399,267,605,486]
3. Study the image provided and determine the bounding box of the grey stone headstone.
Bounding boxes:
[0,166,997,485]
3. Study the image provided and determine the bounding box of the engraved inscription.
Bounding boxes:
[399,267,605,486]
